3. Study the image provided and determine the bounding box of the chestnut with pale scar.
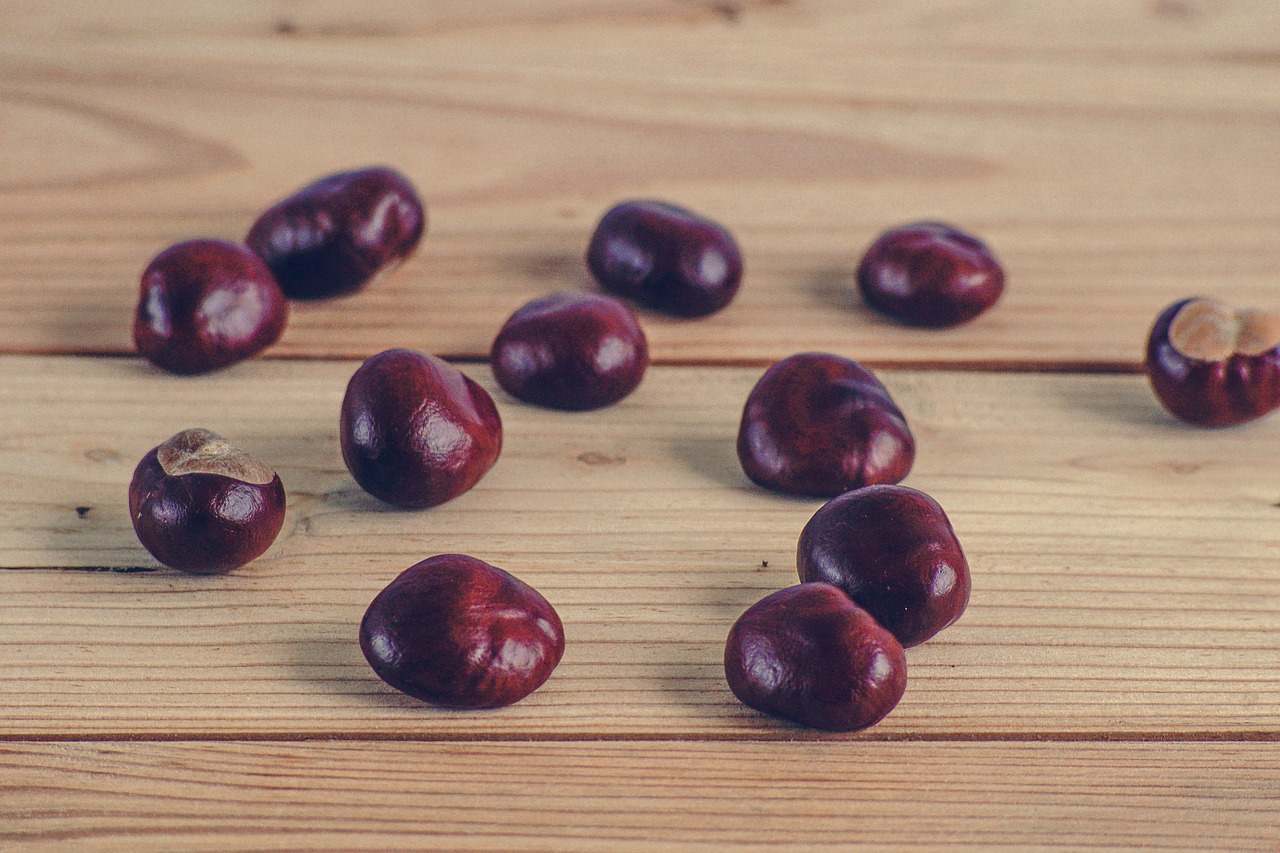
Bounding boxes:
[129,429,286,574]
[1147,297,1280,427]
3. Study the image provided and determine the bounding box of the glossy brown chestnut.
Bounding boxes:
[586,199,742,317]
[490,291,648,410]
[797,485,969,648]
[1146,297,1280,427]
[737,352,914,497]
[128,428,286,574]
[856,222,1004,328]
[341,348,502,508]
[246,166,425,299]
[133,239,289,375]
[360,554,565,709]
[724,582,907,732]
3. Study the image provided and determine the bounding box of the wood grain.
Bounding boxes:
[3,5,1279,846]
[2,741,1277,852]
[1,1,1278,365]
[0,356,1276,738]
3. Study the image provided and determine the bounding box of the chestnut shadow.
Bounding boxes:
[669,435,752,492]
[806,263,855,311]
[669,435,825,506]
[655,436,820,715]
[645,560,798,716]
[29,449,136,568]
[316,484,417,515]
[1049,373,1185,431]
[277,615,429,711]
[515,251,597,292]
[805,263,905,330]
[35,509,161,573]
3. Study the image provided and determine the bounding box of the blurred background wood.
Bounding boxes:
[1,1,1278,365]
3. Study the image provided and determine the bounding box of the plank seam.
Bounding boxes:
[0,731,1276,744]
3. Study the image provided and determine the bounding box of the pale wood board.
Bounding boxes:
[2,741,1277,852]
[0,357,1276,738]
[1,1,1279,365]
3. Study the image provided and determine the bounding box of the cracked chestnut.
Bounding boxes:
[360,554,565,708]
[491,291,648,410]
[724,582,907,732]
[128,428,286,574]
[798,485,970,648]
[246,166,425,299]
[737,352,914,497]
[1146,297,1280,427]
[586,199,742,317]
[340,348,502,508]
[856,221,1004,328]
[133,239,289,375]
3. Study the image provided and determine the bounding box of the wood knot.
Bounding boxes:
[577,451,626,466]
[1152,0,1198,18]
[711,2,741,22]
[83,447,122,465]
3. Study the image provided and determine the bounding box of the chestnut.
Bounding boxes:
[724,582,907,732]
[360,554,565,709]
[490,291,648,410]
[133,239,289,375]
[1146,297,1280,427]
[737,352,914,497]
[128,428,286,574]
[246,166,425,299]
[586,199,743,317]
[856,222,1004,328]
[797,484,969,648]
[340,348,502,508]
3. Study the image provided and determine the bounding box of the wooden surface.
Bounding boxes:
[2,2,1279,850]
[4,742,1277,852]
[3,1,1280,367]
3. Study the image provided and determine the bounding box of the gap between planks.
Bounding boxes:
[7,349,1147,373]
[1,731,1279,745]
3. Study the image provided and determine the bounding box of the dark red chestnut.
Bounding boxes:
[490,291,648,410]
[737,352,914,497]
[246,166,425,299]
[724,582,907,732]
[133,239,289,375]
[341,348,502,508]
[128,428,286,574]
[586,199,742,317]
[360,554,565,709]
[856,222,1004,328]
[797,485,969,648]
[1146,297,1280,427]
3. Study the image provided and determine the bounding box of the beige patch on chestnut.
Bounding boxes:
[1169,298,1280,361]
[156,428,276,485]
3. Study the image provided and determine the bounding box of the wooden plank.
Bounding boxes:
[0,356,1277,738]
[1,741,1277,852]
[1,2,1278,365]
